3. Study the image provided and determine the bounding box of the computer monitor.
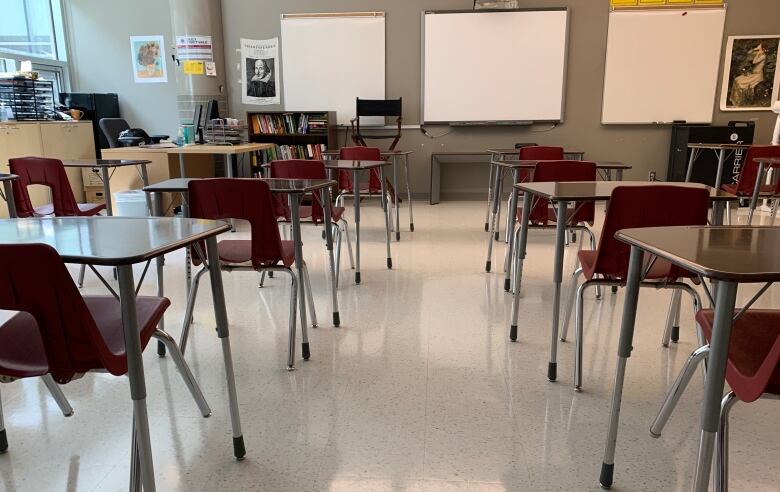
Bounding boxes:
[205,99,219,122]
[193,104,204,144]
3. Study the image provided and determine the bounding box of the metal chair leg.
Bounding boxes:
[77,264,87,288]
[662,289,682,347]
[283,269,299,370]
[341,218,355,269]
[574,280,593,390]
[41,374,74,417]
[302,263,318,327]
[335,226,343,289]
[716,392,739,492]
[726,201,733,226]
[560,266,583,342]
[179,266,208,354]
[153,329,211,417]
[0,387,7,453]
[258,271,267,288]
[649,344,710,437]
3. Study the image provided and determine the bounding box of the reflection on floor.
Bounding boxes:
[0,201,778,491]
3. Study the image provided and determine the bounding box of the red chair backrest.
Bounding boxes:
[0,243,127,383]
[592,185,710,278]
[187,178,286,268]
[270,159,328,223]
[732,146,780,195]
[9,157,80,217]
[529,160,597,224]
[338,146,383,193]
[518,146,564,161]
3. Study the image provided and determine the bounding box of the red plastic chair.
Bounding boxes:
[0,243,209,453]
[269,160,354,286]
[561,185,711,389]
[338,146,394,202]
[516,146,564,183]
[185,178,307,368]
[720,146,780,223]
[649,309,780,491]
[9,157,106,218]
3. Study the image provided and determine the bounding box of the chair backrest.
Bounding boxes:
[9,157,80,217]
[98,118,130,148]
[337,147,383,192]
[529,160,597,224]
[269,159,328,223]
[733,145,780,195]
[187,178,285,268]
[356,98,402,117]
[592,185,710,278]
[519,146,564,161]
[0,243,124,383]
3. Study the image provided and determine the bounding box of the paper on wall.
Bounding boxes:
[205,61,217,77]
[183,60,204,75]
[130,35,167,84]
[241,37,280,105]
[176,35,213,61]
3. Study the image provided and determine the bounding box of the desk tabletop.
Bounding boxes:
[617,226,780,282]
[514,181,737,202]
[62,159,152,168]
[688,143,751,150]
[144,177,335,194]
[0,173,19,182]
[167,143,273,154]
[323,150,413,157]
[487,148,585,155]
[0,217,230,266]
[322,159,391,170]
[496,159,630,170]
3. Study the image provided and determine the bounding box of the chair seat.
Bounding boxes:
[84,296,167,360]
[696,309,780,402]
[217,239,295,268]
[722,183,776,197]
[516,206,592,226]
[577,250,695,282]
[0,312,50,378]
[34,202,106,217]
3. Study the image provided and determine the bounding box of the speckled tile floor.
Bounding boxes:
[0,201,778,491]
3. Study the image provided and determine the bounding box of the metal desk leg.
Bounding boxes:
[380,166,393,269]
[225,154,236,231]
[485,160,496,231]
[496,170,504,242]
[392,155,400,241]
[693,281,738,492]
[178,154,186,178]
[3,180,16,218]
[204,236,246,460]
[599,246,644,489]
[509,192,532,341]
[714,149,726,191]
[747,162,767,225]
[183,192,192,295]
[404,153,414,232]
[685,148,699,182]
[117,264,156,492]
[152,192,166,357]
[289,195,310,358]
[503,169,520,291]
[548,200,569,382]
[139,163,152,215]
[320,188,341,326]
[101,166,113,216]
[353,170,362,284]
[616,169,624,181]
[485,165,502,272]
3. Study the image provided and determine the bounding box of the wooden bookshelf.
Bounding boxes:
[247,111,337,164]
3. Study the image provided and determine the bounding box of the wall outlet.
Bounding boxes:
[649,171,657,182]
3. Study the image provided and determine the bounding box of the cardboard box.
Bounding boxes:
[81,167,104,187]
[84,187,106,204]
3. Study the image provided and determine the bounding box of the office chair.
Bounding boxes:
[98,118,130,148]
[351,98,403,151]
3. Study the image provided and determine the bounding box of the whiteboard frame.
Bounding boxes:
[599,4,727,125]
[420,8,570,126]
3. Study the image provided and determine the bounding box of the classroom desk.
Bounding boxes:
[324,150,415,240]
[507,181,737,383]
[323,160,393,284]
[62,159,152,216]
[747,156,780,224]
[600,226,780,491]
[168,143,273,178]
[0,173,18,218]
[685,143,750,190]
[0,216,243,491]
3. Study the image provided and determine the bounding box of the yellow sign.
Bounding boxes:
[183,60,204,75]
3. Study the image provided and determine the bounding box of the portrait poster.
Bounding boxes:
[720,35,780,111]
[241,37,280,105]
[130,35,168,84]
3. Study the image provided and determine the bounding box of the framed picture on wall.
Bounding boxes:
[129,35,168,84]
[720,35,780,111]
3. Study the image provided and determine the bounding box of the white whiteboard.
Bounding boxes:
[601,8,726,124]
[423,9,568,124]
[281,13,385,126]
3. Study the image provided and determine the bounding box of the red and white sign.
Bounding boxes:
[175,35,213,61]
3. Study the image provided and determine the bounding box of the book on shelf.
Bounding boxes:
[254,143,327,166]
[250,112,329,135]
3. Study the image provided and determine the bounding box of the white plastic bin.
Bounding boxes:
[114,190,148,217]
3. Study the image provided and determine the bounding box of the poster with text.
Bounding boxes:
[176,35,213,61]
[241,37,279,105]
[720,35,780,111]
[130,35,167,83]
